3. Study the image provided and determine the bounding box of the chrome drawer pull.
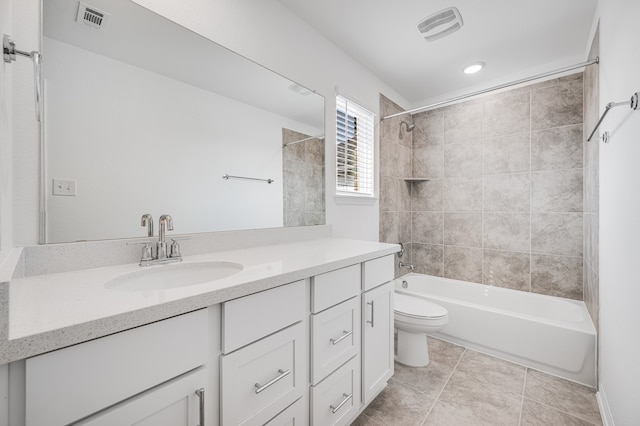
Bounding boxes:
[195,388,205,426]
[330,392,353,414]
[367,301,374,327]
[254,369,291,394]
[330,330,353,345]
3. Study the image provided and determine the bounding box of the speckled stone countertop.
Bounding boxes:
[0,237,398,364]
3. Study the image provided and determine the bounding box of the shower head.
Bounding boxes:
[400,121,415,132]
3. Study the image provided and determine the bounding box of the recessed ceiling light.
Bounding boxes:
[463,62,485,74]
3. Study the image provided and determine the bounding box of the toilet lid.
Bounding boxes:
[394,293,448,319]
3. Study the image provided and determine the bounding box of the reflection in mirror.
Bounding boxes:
[42,0,325,243]
[282,130,325,227]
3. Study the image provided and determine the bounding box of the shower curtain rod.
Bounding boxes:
[381,58,599,121]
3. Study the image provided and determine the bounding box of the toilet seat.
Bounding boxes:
[394,293,447,320]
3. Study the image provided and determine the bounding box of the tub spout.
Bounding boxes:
[399,261,414,271]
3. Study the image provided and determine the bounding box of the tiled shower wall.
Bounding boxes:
[380,73,586,300]
[583,27,600,328]
[283,129,326,227]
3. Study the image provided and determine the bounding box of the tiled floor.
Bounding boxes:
[353,337,602,426]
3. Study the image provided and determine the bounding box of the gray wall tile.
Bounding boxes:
[483,249,531,291]
[531,75,583,130]
[444,177,482,211]
[483,133,530,174]
[444,212,482,247]
[412,211,443,244]
[413,146,444,179]
[380,211,411,244]
[531,213,583,256]
[444,246,483,282]
[531,125,583,171]
[411,180,443,211]
[444,142,482,177]
[531,254,583,300]
[412,243,444,276]
[531,169,583,212]
[483,92,531,138]
[444,103,483,144]
[413,112,444,147]
[484,173,530,212]
[484,212,530,252]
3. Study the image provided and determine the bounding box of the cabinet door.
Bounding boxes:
[362,281,394,404]
[76,368,206,426]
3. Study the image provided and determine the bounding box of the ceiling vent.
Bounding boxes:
[417,7,463,42]
[76,2,110,30]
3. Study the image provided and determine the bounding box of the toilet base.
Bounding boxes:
[396,329,430,367]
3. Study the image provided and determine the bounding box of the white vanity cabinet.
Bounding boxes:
[24,309,211,426]
[362,256,395,404]
[220,280,308,426]
[309,265,362,425]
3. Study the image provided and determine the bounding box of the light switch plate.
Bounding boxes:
[52,179,77,196]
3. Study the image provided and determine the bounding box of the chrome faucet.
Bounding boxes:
[157,214,174,260]
[397,242,414,271]
[133,214,183,266]
[399,261,414,271]
[140,214,154,237]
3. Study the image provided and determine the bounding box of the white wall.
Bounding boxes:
[0,0,12,265]
[44,37,321,242]
[595,0,640,423]
[11,0,40,247]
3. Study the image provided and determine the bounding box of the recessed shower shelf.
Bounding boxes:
[403,177,430,182]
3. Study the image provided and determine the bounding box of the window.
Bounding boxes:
[336,95,374,196]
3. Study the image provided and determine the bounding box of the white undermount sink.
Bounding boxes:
[105,261,244,291]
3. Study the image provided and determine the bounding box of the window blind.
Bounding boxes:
[336,95,374,196]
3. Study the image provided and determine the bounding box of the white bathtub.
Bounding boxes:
[394,273,596,387]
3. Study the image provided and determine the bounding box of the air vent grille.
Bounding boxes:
[76,2,110,30]
[417,7,463,42]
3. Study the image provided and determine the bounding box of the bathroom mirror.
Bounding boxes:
[42,0,325,243]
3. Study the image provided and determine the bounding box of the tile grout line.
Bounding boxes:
[518,367,528,425]
[521,395,602,426]
[421,347,468,424]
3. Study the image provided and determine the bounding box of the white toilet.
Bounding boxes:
[394,292,449,367]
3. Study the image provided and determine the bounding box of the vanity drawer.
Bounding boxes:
[221,322,305,426]
[222,280,306,353]
[311,264,360,313]
[310,356,361,426]
[25,309,208,426]
[264,397,306,425]
[311,297,360,384]
[362,255,394,291]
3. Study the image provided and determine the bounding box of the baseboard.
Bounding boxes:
[597,384,615,426]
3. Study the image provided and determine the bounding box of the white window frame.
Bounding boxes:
[335,95,375,198]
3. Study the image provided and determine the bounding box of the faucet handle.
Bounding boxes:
[141,242,154,261]
[170,239,183,259]
[126,240,155,263]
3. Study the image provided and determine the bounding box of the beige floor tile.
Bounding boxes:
[392,360,454,400]
[423,400,501,426]
[351,412,385,426]
[524,369,602,425]
[521,398,598,426]
[427,337,466,368]
[437,370,522,425]
[363,380,435,426]
[455,349,526,394]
